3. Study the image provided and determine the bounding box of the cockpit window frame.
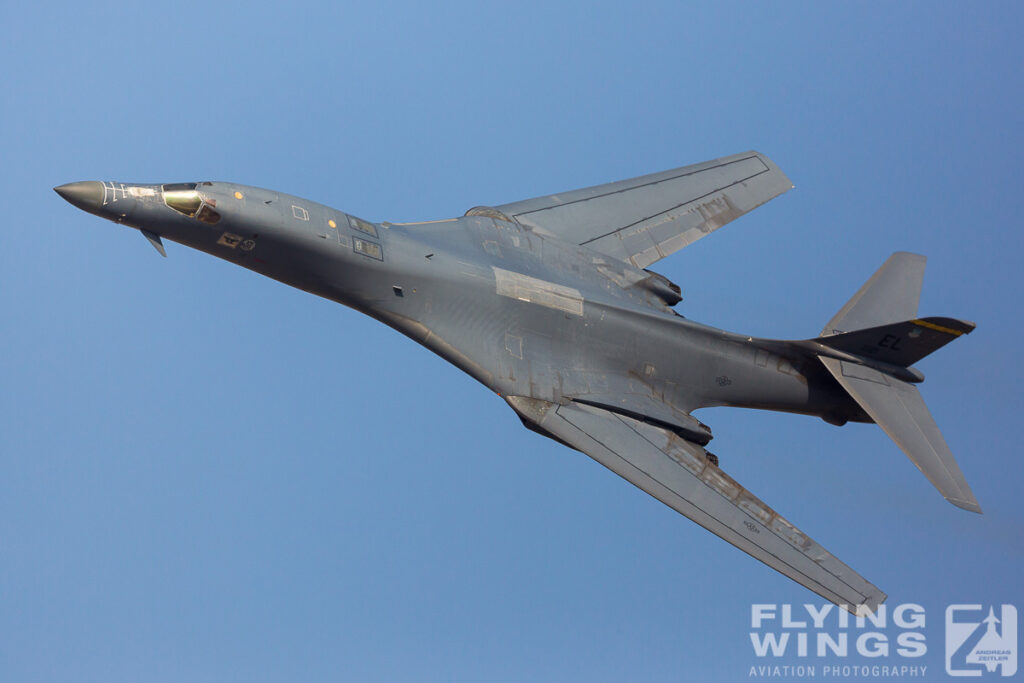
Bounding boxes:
[348,215,378,238]
[163,184,202,217]
[162,183,220,223]
[196,204,222,225]
[353,238,383,260]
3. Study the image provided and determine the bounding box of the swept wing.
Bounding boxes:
[494,151,793,268]
[507,396,886,613]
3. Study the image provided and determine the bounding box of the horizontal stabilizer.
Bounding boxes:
[823,252,925,336]
[508,396,887,613]
[819,357,981,513]
[815,316,975,367]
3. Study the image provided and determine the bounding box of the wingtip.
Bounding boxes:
[958,319,977,334]
[843,589,888,616]
[948,497,983,514]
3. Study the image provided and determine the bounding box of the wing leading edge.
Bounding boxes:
[507,396,886,614]
[494,151,793,268]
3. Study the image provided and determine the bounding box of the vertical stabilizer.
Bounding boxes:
[817,252,980,513]
[822,252,926,335]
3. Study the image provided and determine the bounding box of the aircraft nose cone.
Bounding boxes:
[54,181,104,213]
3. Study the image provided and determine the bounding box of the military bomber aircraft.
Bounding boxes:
[56,151,979,614]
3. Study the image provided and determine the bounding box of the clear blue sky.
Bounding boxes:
[2,2,1022,681]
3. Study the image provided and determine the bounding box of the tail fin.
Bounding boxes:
[816,253,981,513]
[822,252,926,336]
[816,316,976,368]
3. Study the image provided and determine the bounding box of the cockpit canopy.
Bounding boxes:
[162,183,221,224]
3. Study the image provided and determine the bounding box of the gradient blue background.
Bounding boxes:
[3,2,1022,680]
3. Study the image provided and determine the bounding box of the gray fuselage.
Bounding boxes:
[62,180,865,444]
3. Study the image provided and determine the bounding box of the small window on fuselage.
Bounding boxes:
[353,238,383,260]
[348,215,378,238]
